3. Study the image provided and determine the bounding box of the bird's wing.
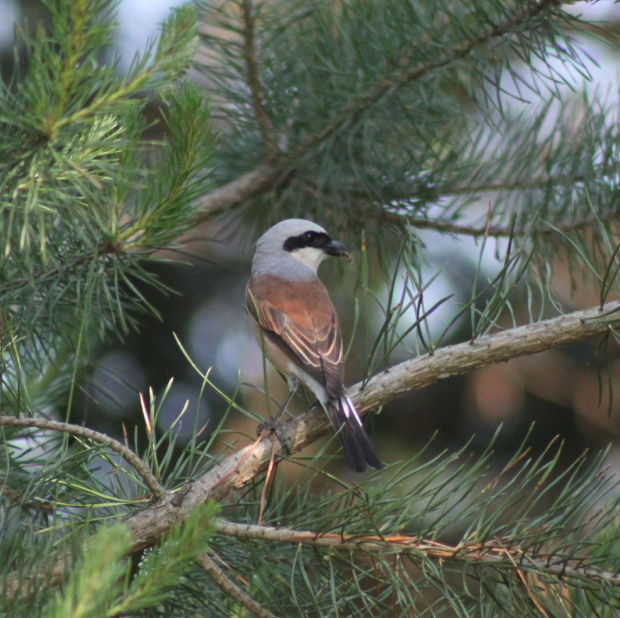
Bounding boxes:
[247,274,344,397]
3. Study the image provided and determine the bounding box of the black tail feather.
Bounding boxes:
[326,396,383,473]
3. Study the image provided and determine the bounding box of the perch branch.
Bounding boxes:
[5,300,620,598]
[121,299,620,553]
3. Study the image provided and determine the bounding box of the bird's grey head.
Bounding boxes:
[252,219,351,275]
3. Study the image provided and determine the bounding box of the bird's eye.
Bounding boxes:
[283,230,330,252]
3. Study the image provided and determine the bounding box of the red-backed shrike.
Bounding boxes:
[247,219,382,472]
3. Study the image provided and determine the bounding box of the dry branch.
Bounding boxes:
[214,519,620,587]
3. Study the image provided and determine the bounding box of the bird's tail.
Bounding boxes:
[325,395,383,473]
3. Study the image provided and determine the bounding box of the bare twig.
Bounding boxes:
[258,436,277,525]
[195,163,284,222]
[214,519,620,587]
[0,416,165,500]
[379,209,615,238]
[241,0,277,155]
[197,553,280,618]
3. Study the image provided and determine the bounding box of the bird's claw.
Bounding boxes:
[257,418,290,454]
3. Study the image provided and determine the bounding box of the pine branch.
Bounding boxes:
[195,163,284,223]
[298,171,614,238]
[378,211,614,238]
[194,0,564,221]
[0,416,165,500]
[196,553,279,618]
[352,300,620,414]
[241,0,277,156]
[0,245,118,296]
[125,300,620,547]
[289,0,560,158]
[4,299,620,601]
[214,519,620,587]
[431,176,585,198]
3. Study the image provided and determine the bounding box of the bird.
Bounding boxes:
[246,218,383,472]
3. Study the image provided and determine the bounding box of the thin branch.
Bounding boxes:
[241,0,277,156]
[0,251,97,296]
[0,482,55,515]
[301,172,585,204]
[298,173,610,239]
[197,553,280,618]
[195,163,284,222]
[214,519,620,587]
[431,175,586,198]
[0,416,165,500]
[378,210,616,238]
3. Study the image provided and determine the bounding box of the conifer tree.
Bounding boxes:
[2,1,620,616]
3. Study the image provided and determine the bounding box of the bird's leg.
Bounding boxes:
[257,375,299,453]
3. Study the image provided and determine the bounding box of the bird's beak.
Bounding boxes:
[325,240,352,261]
